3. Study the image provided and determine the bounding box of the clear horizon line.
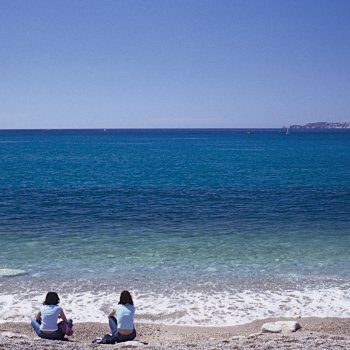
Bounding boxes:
[1,127,349,132]
[0,127,287,131]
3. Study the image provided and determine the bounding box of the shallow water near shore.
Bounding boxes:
[1,129,350,325]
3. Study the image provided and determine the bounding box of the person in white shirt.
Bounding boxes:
[108,290,136,342]
[31,292,73,340]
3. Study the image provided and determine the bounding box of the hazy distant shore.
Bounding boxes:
[289,121,350,129]
[1,317,350,349]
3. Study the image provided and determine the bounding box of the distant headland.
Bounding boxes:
[289,122,350,129]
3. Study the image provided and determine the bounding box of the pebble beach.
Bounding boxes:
[1,317,350,349]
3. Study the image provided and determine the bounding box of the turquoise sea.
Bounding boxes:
[1,129,350,325]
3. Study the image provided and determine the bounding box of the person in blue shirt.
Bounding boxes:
[31,292,73,340]
[108,290,136,342]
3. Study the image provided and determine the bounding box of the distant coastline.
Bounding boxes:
[289,122,350,129]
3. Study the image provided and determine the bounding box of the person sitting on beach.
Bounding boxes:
[31,292,73,340]
[107,290,136,343]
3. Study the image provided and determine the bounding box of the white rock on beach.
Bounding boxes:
[248,332,263,338]
[116,340,146,347]
[230,336,243,340]
[0,268,27,277]
[261,321,301,333]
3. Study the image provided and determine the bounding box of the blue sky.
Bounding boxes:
[1,0,350,128]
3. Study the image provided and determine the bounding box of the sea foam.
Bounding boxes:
[1,286,350,326]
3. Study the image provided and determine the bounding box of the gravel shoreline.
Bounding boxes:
[1,317,350,349]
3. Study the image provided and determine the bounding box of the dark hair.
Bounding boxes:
[43,292,60,305]
[118,290,133,305]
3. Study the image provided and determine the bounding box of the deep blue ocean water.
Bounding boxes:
[1,129,350,324]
